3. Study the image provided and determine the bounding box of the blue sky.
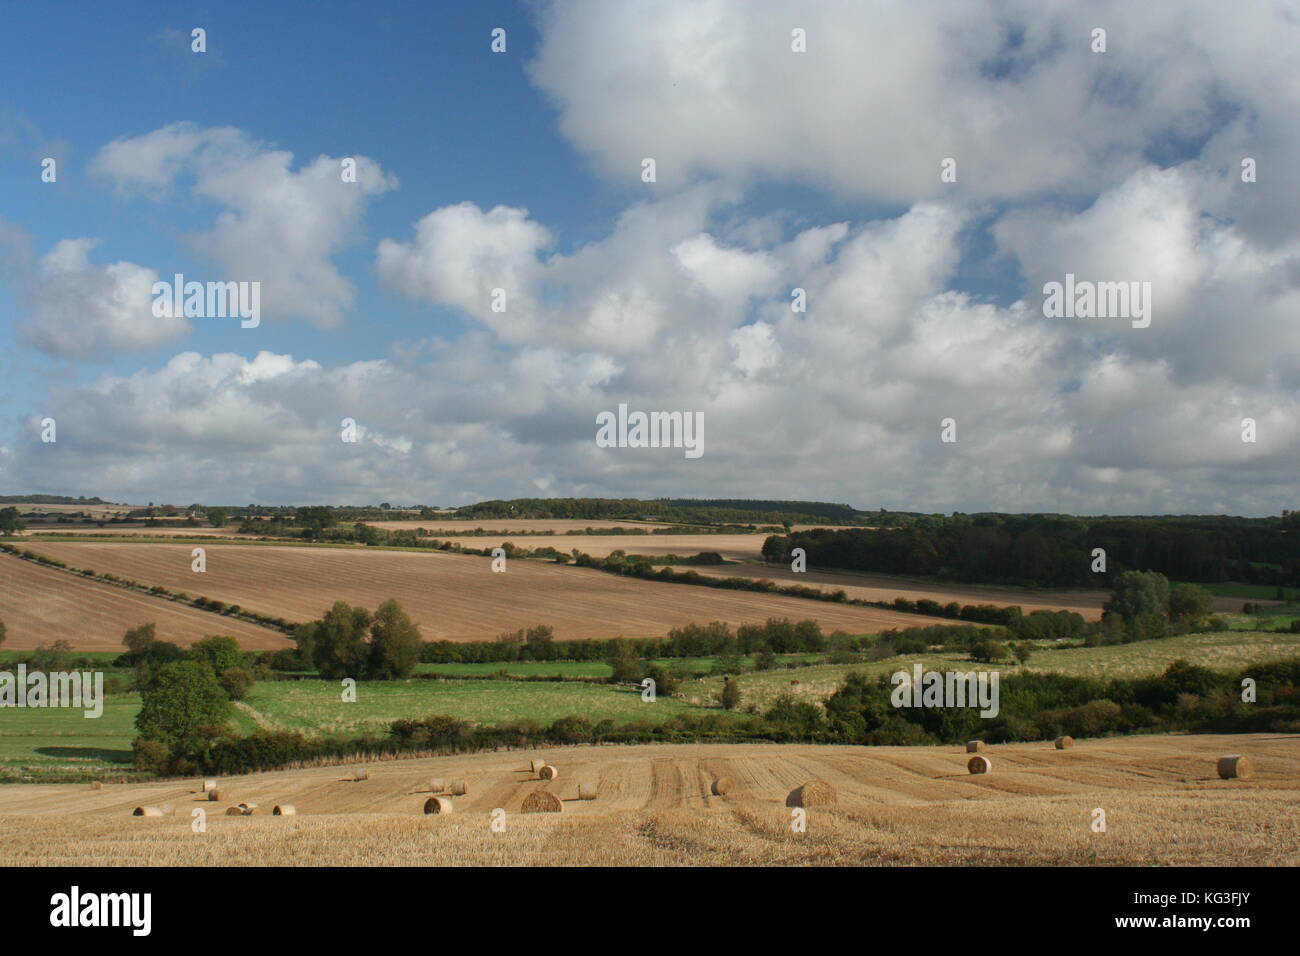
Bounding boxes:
[1,1,1297,513]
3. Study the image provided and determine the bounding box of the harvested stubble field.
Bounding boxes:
[481,533,776,561]
[355,519,679,534]
[25,525,245,537]
[0,552,290,651]
[670,564,1254,619]
[21,542,947,644]
[0,735,1294,866]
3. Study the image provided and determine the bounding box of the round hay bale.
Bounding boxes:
[207,788,221,801]
[1217,754,1253,780]
[423,796,454,814]
[90,781,104,791]
[520,790,563,814]
[132,806,163,817]
[577,783,598,801]
[353,768,369,781]
[968,755,992,775]
[237,802,257,815]
[225,806,244,816]
[538,764,559,780]
[710,777,734,796]
[449,779,468,796]
[965,740,986,753]
[428,777,445,794]
[202,779,216,792]
[785,779,836,808]
[272,804,296,816]
[1055,735,1074,750]
[530,759,547,773]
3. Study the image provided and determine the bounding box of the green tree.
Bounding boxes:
[122,622,157,655]
[646,663,679,697]
[218,667,254,701]
[135,661,231,751]
[605,638,641,683]
[969,640,1010,663]
[295,506,337,539]
[206,507,230,528]
[1104,571,1171,625]
[524,624,555,661]
[719,677,741,710]
[0,507,23,535]
[190,635,243,674]
[763,693,824,736]
[296,602,371,679]
[368,599,422,679]
[1168,583,1213,626]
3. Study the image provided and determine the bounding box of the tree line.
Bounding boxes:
[766,512,1300,587]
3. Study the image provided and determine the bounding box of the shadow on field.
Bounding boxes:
[34,746,133,763]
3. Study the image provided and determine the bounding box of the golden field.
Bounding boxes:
[0,735,1294,866]
[14,542,950,645]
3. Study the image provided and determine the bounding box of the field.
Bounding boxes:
[239,678,716,736]
[0,552,291,651]
[4,626,1293,778]
[24,525,245,537]
[353,518,679,533]
[670,563,1256,618]
[18,541,948,644]
[0,734,1294,866]
[0,691,141,781]
[474,532,776,560]
[689,630,1300,711]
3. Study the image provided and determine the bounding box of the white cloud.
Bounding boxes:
[92,122,397,327]
[528,0,1300,224]
[9,236,189,359]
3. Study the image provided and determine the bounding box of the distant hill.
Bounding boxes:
[0,495,108,505]
[454,497,876,525]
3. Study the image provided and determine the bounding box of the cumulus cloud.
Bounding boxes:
[92,123,397,327]
[0,230,189,359]
[7,2,1300,515]
[528,0,1300,221]
[19,170,1300,513]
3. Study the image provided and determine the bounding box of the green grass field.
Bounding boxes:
[414,660,613,678]
[688,630,1300,712]
[239,677,720,737]
[3,628,1296,780]
[0,691,141,782]
[1177,580,1300,601]
[413,653,825,679]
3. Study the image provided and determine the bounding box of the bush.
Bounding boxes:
[131,738,171,773]
[219,667,254,701]
[719,677,741,710]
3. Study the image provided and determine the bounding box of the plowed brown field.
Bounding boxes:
[0,553,290,650]
[19,542,949,644]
